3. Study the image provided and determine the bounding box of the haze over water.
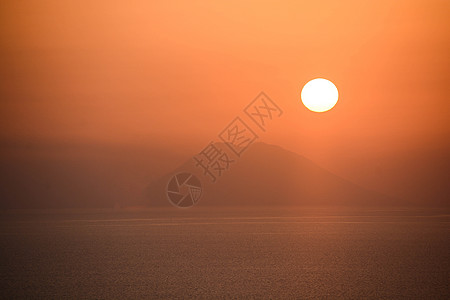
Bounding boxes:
[1,207,448,299]
[1,1,449,298]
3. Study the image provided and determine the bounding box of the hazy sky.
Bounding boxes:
[1,1,449,207]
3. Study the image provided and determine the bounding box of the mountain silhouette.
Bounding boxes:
[146,142,398,208]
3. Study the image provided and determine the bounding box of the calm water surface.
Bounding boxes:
[0,207,449,299]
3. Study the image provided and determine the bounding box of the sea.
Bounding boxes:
[0,207,448,299]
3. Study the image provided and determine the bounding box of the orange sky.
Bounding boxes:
[1,0,449,206]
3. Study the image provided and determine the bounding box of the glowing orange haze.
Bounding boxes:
[0,1,449,207]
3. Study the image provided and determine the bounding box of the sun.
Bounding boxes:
[301,78,339,112]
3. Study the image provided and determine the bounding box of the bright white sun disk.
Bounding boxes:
[301,78,338,112]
